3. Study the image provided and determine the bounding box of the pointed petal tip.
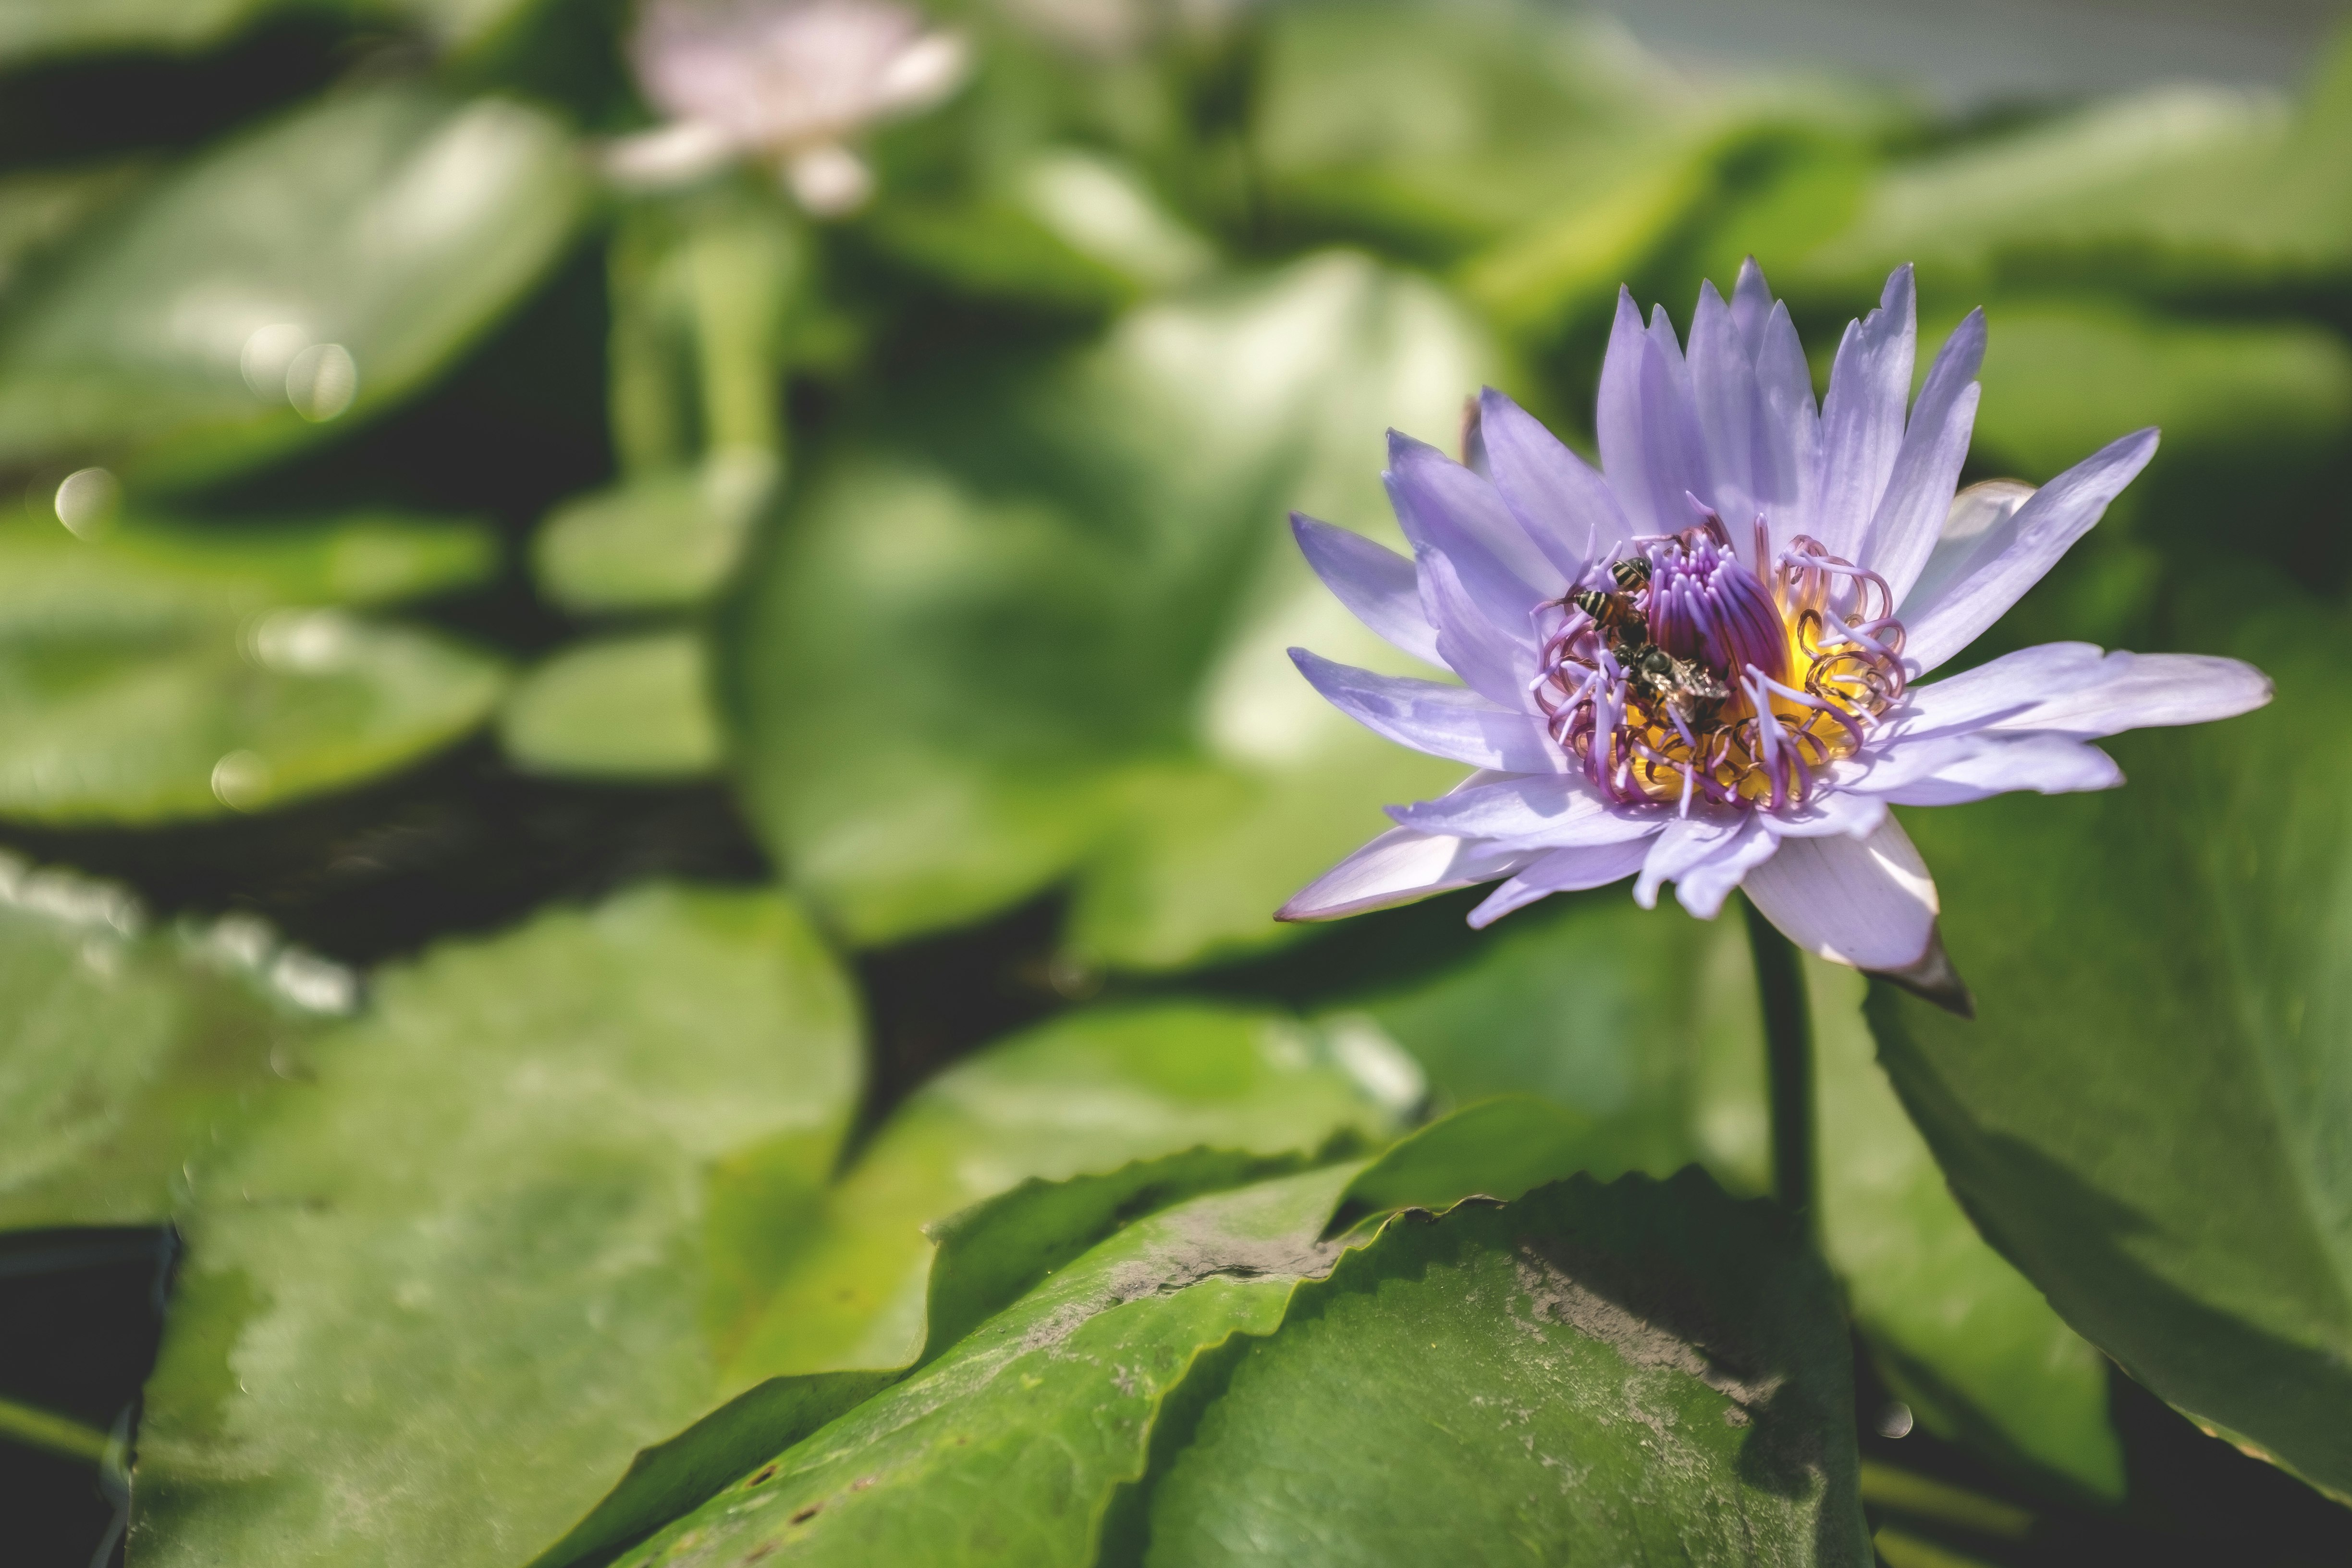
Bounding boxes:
[1869,923,1974,1017]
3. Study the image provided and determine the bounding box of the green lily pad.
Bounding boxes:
[0,86,584,487]
[0,506,507,823]
[720,1001,1407,1380]
[1329,894,1767,1181]
[1793,36,2352,301]
[1809,958,2122,1499]
[533,1145,1320,1568]
[499,630,724,781]
[1865,607,2352,1498]
[612,1163,1372,1568]
[728,251,1491,967]
[1254,0,1709,260]
[0,0,272,65]
[531,456,776,615]
[131,883,865,1568]
[0,607,505,824]
[0,858,343,1231]
[0,508,499,635]
[1139,1169,1869,1567]
[1954,302,2352,488]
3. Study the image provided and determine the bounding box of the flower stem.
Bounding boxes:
[0,1392,108,1466]
[1741,895,1815,1227]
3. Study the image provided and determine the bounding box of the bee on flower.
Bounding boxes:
[606,0,969,215]
[1279,260,2272,1010]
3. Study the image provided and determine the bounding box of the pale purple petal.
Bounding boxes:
[1466,837,1654,928]
[1278,827,1531,921]
[1386,433,1566,615]
[1634,811,1755,911]
[1594,288,1647,503]
[1648,304,1699,409]
[1597,289,1714,537]
[1420,548,1540,710]
[1673,816,1781,919]
[1812,264,1916,561]
[1743,815,1939,970]
[1765,788,1888,840]
[1862,309,1985,603]
[1750,301,1820,552]
[1289,650,1558,772]
[1688,281,1762,540]
[1477,388,1631,579]
[1891,643,2273,741]
[1901,479,2031,628]
[1290,513,1441,667]
[1837,731,2124,805]
[1387,771,1660,848]
[1900,429,2159,674]
[1728,255,1774,360]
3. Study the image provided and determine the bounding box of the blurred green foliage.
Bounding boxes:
[0,0,2348,1563]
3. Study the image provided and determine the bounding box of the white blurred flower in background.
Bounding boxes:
[607,0,969,214]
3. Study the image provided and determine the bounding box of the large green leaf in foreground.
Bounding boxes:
[0,87,582,485]
[132,885,863,1568]
[0,512,506,823]
[728,252,1486,968]
[1141,1170,1867,1567]
[0,860,341,1231]
[1866,609,2352,1496]
[720,1002,1407,1380]
[614,1160,1864,1568]
[616,1165,1368,1568]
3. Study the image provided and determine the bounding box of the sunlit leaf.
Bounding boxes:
[0,86,584,487]
[730,251,1490,966]
[0,508,499,633]
[1327,894,1766,1181]
[1809,959,2122,1499]
[499,630,724,781]
[1866,607,2352,1498]
[0,507,505,823]
[719,1000,1408,1380]
[1954,303,2352,487]
[1254,0,1703,260]
[132,884,865,1568]
[534,1145,1314,1568]
[1140,1170,1868,1567]
[531,456,774,614]
[0,859,342,1231]
[0,0,272,65]
[1793,36,2352,301]
[611,1164,1371,1568]
[1312,884,2119,1493]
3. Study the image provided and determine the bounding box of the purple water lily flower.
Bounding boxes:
[1278,260,2271,1009]
[607,0,968,214]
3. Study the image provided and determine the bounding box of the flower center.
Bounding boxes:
[1531,513,1908,811]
